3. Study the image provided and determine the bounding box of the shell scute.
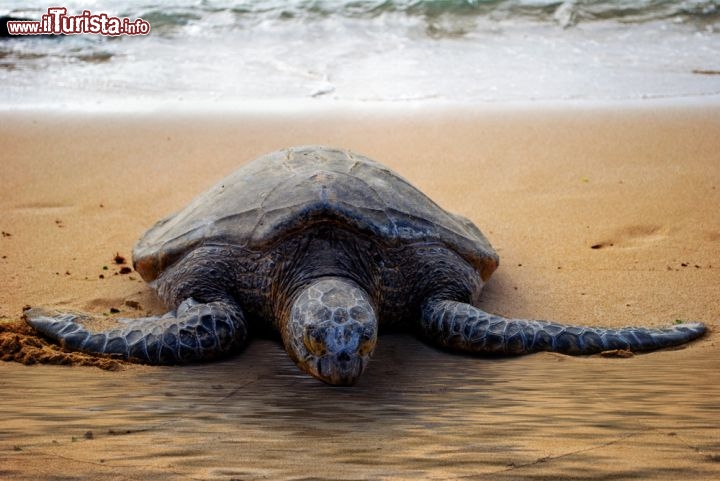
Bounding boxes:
[133,146,498,281]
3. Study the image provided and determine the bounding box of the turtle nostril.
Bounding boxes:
[336,351,351,363]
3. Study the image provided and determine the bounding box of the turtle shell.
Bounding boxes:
[133,146,499,282]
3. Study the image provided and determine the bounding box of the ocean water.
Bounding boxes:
[1,0,720,108]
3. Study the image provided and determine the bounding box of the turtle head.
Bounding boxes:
[284,277,378,386]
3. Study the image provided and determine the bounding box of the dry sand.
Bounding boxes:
[0,100,718,480]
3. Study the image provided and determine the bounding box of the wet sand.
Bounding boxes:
[1,100,719,480]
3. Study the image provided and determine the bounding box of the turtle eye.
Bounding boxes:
[303,326,327,356]
[357,329,376,357]
[357,340,374,357]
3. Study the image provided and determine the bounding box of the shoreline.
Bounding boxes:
[2,91,720,114]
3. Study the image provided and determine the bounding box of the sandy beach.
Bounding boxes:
[1,99,719,480]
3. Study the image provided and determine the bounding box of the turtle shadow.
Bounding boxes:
[132,334,505,431]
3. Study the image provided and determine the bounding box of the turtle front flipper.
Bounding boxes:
[25,299,248,364]
[420,299,707,355]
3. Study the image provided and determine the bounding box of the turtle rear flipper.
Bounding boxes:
[25,299,248,364]
[420,299,707,354]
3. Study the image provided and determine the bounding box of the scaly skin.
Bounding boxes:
[420,299,707,354]
[24,237,708,384]
[26,299,248,363]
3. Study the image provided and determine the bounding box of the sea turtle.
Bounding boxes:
[26,146,706,385]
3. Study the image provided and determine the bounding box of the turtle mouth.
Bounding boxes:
[314,351,368,386]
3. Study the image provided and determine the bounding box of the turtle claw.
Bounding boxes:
[176,297,200,316]
[24,308,89,342]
